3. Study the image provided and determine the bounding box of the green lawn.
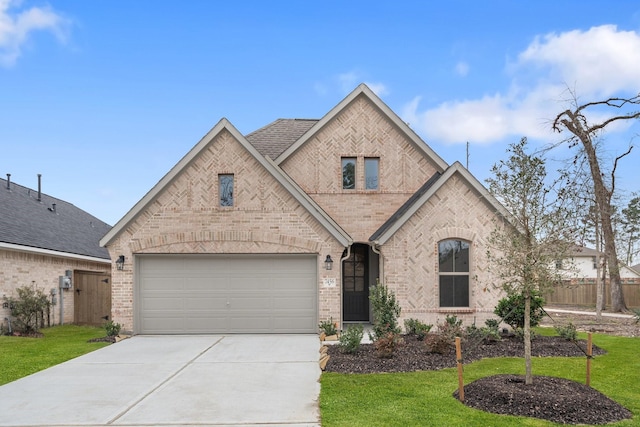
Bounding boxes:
[320,329,640,427]
[0,325,110,386]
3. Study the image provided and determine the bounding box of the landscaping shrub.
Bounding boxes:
[493,291,545,330]
[466,318,501,343]
[104,320,122,337]
[404,318,432,340]
[632,308,640,324]
[373,331,403,358]
[3,285,50,334]
[555,322,577,341]
[368,281,401,342]
[318,317,338,336]
[338,324,364,354]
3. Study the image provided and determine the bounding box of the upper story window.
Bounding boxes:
[342,158,356,189]
[219,174,234,207]
[438,239,470,307]
[365,158,379,190]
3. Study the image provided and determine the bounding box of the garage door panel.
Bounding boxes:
[185,296,227,310]
[138,255,317,334]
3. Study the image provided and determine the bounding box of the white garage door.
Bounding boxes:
[137,254,317,334]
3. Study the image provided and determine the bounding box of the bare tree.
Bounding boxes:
[553,93,640,312]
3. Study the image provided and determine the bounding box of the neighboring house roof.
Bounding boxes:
[370,162,513,245]
[100,119,352,248]
[0,177,111,261]
[568,246,602,257]
[246,118,318,159]
[632,264,640,274]
[274,84,450,171]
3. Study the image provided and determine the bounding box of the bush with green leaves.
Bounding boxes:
[338,324,364,354]
[632,308,640,324]
[3,286,50,334]
[318,317,338,336]
[465,318,501,343]
[554,322,577,341]
[493,291,545,330]
[404,318,432,340]
[368,281,401,342]
[104,320,122,337]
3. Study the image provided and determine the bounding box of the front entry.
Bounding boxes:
[342,244,371,321]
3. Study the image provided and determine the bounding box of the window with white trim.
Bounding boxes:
[438,239,470,307]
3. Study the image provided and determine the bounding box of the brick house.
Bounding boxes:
[100,84,510,334]
[1,175,112,327]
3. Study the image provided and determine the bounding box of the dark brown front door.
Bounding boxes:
[343,244,369,321]
[73,271,111,326]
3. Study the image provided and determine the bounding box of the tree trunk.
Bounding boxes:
[574,126,627,312]
[524,291,532,385]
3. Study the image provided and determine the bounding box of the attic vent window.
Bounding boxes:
[219,174,234,207]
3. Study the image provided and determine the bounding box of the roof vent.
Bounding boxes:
[48,203,56,213]
[37,174,42,202]
[5,173,10,190]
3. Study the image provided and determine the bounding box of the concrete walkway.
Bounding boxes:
[0,335,321,427]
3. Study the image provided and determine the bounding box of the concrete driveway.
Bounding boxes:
[0,335,321,427]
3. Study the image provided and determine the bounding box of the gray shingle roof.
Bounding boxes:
[0,177,111,260]
[245,118,318,159]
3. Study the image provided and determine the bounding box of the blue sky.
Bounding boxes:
[1,1,639,226]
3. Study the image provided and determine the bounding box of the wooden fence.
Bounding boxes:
[545,279,640,309]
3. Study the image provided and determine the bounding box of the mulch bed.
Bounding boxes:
[325,334,632,425]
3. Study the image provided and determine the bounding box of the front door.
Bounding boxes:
[343,244,369,321]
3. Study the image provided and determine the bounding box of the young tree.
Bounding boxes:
[620,196,640,266]
[486,138,575,385]
[553,93,640,312]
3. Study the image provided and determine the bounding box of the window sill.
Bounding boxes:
[437,308,474,314]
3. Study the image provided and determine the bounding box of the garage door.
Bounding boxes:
[137,254,317,334]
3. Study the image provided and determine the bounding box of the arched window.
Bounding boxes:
[438,239,470,307]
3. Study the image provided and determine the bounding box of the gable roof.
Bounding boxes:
[370,162,512,245]
[100,118,352,248]
[274,84,449,171]
[246,118,318,159]
[632,264,640,274]
[0,177,111,261]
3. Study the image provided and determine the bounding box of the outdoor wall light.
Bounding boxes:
[324,255,334,270]
[116,255,125,271]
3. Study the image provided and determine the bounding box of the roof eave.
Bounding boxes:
[274,84,449,171]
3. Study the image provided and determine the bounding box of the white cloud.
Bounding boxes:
[0,0,69,67]
[406,25,640,145]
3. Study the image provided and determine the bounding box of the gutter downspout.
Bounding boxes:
[339,245,352,331]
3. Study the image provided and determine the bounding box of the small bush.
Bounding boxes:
[3,285,50,334]
[104,320,121,337]
[404,318,432,340]
[374,332,403,358]
[555,322,577,341]
[338,324,364,354]
[494,291,545,330]
[368,281,401,342]
[632,308,640,324]
[318,317,338,336]
[425,332,452,354]
[513,327,537,341]
[439,314,463,338]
